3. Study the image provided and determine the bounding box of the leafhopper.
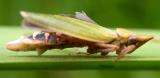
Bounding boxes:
[6,11,153,59]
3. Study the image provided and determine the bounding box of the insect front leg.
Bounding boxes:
[116,45,136,59]
[99,48,117,56]
[99,44,119,56]
[87,43,118,56]
[116,34,138,59]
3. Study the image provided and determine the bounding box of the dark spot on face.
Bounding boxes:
[128,35,138,45]
[35,33,45,41]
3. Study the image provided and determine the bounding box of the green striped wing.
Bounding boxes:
[21,11,117,43]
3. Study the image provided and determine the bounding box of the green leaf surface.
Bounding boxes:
[1,26,160,70]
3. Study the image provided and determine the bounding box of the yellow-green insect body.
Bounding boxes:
[6,11,153,59]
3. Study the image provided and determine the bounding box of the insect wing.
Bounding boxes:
[21,11,117,43]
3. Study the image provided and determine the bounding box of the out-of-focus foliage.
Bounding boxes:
[0,0,160,29]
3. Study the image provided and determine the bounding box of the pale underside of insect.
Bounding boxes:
[6,11,153,60]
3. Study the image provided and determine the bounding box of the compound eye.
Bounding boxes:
[128,34,138,45]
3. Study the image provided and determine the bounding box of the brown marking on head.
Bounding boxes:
[116,34,153,60]
[127,35,153,53]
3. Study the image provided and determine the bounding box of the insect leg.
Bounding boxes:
[116,34,137,59]
[117,45,136,60]
[95,43,119,49]
[87,44,118,56]
[87,46,99,54]
[99,48,117,56]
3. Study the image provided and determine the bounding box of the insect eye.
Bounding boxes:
[128,35,138,44]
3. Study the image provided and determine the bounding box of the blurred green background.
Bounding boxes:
[1,0,160,29]
[1,0,160,78]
